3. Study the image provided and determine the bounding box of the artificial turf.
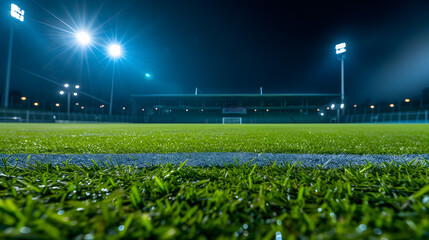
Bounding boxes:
[1,160,429,239]
[1,123,428,239]
[0,123,428,155]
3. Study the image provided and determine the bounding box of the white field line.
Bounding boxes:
[0,153,428,168]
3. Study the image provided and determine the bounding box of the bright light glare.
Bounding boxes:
[59,91,64,95]
[55,103,60,107]
[21,97,26,101]
[108,44,122,58]
[370,105,375,109]
[76,32,91,45]
[340,103,344,109]
[73,92,78,96]
[64,84,69,88]
[335,42,346,54]
[390,104,395,108]
[320,113,325,116]
[145,73,151,78]
[75,85,80,89]
[405,99,411,103]
[331,104,335,109]
[11,4,24,22]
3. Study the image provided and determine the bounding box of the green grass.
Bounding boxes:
[1,123,428,239]
[1,160,429,239]
[0,123,428,154]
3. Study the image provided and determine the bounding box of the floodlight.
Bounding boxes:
[320,113,325,116]
[21,97,26,101]
[404,98,411,103]
[145,73,151,78]
[64,83,69,88]
[76,32,91,45]
[11,4,24,22]
[340,103,344,109]
[73,92,78,96]
[75,85,80,89]
[34,102,38,106]
[370,105,375,109]
[108,44,122,58]
[335,42,346,54]
[55,103,60,107]
[59,91,64,95]
[81,106,84,109]
[331,104,335,109]
[390,104,395,108]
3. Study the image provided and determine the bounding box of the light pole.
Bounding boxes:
[108,44,122,116]
[335,42,346,117]
[60,84,79,119]
[4,3,24,108]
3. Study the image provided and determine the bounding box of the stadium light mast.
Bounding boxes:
[108,43,122,116]
[335,42,346,117]
[4,3,24,108]
[59,84,79,119]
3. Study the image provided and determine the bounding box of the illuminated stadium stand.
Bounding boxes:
[130,93,341,123]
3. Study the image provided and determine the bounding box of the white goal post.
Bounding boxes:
[222,117,242,124]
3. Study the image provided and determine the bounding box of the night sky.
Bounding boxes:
[1,0,429,108]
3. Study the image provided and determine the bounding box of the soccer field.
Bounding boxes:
[0,123,428,154]
[1,123,429,239]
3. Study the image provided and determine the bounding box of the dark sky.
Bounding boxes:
[1,0,429,107]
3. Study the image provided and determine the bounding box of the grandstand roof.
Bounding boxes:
[131,93,340,98]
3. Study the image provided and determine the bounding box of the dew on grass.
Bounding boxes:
[118,225,124,231]
[374,228,382,235]
[243,224,248,229]
[356,224,367,233]
[19,227,31,234]
[84,234,94,240]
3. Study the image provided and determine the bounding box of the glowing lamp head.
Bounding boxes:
[21,97,26,101]
[405,99,411,103]
[11,4,24,22]
[335,42,346,54]
[340,103,344,109]
[390,104,395,108]
[64,84,69,88]
[76,32,91,45]
[73,92,78,96]
[331,104,335,109]
[370,105,375,109]
[59,91,65,95]
[55,103,60,107]
[108,44,122,58]
[145,73,151,78]
[75,85,80,89]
